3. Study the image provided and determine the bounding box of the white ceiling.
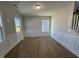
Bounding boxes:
[7,1,72,16]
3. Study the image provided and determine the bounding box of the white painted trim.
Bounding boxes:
[51,30,79,57]
[0,33,22,58]
[57,31,79,39]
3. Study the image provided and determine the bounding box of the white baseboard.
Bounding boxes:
[51,30,79,57]
[0,33,22,58]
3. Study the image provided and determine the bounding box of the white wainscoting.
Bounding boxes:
[51,30,79,57]
[0,33,22,57]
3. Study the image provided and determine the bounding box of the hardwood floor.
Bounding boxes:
[5,37,77,58]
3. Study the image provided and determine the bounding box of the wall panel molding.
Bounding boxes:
[51,30,79,57]
[0,33,22,57]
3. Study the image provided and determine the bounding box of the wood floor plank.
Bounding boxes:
[5,37,77,58]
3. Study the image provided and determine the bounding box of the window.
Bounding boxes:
[14,16,21,33]
[0,16,3,42]
[42,20,49,32]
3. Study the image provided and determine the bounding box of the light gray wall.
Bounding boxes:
[0,2,23,57]
[24,16,51,37]
[51,1,79,57]
[51,1,79,37]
